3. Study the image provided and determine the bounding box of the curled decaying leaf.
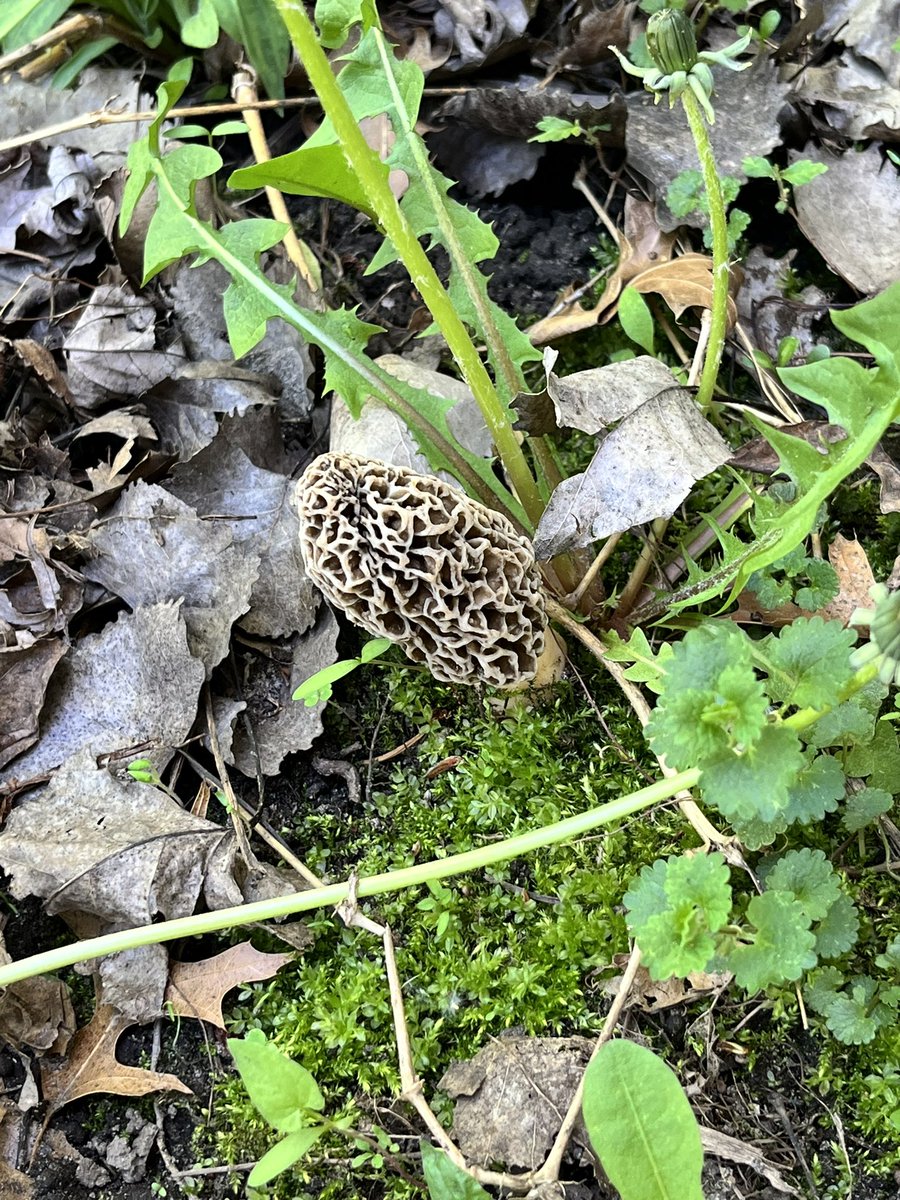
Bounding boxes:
[532,358,730,559]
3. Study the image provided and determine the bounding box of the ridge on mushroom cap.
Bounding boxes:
[294,452,546,687]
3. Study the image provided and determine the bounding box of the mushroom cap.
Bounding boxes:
[295,453,546,687]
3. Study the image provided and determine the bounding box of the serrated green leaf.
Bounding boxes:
[728,809,788,850]
[248,1128,323,1187]
[228,1030,324,1133]
[760,617,856,709]
[783,752,845,823]
[804,966,844,1015]
[845,722,900,792]
[420,1140,491,1199]
[582,1040,704,1200]
[875,935,900,971]
[741,155,774,178]
[842,786,893,832]
[530,116,583,142]
[822,977,894,1044]
[618,287,655,355]
[699,724,805,824]
[804,698,878,749]
[729,892,816,992]
[627,854,731,979]
[813,892,859,959]
[780,160,828,187]
[666,169,703,217]
[762,848,840,921]
[623,859,669,929]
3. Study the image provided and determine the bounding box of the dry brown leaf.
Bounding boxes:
[868,445,900,514]
[731,535,876,629]
[165,942,293,1029]
[40,1004,191,1115]
[630,253,739,325]
[0,971,74,1055]
[819,535,877,626]
[529,197,675,342]
[604,961,728,1011]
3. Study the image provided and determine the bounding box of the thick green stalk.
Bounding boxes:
[150,158,525,525]
[0,769,698,987]
[681,88,730,410]
[370,29,522,402]
[276,1,544,527]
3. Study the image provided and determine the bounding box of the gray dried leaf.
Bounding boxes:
[5,69,148,164]
[65,282,186,409]
[141,372,274,462]
[168,441,316,639]
[793,143,900,292]
[533,385,730,557]
[868,446,900,514]
[627,55,789,228]
[819,0,900,88]
[434,0,535,68]
[330,354,492,479]
[0,637,67,770]
[736,247,828,362]
[0,147,99,253]
[167,261,314,422]
[96,946,169,1026]
[82,481,260,674]
[543,350,682,434]
[229,609,339,777]
[439,1036,594,1171]
[0,602,204,787]
[792,55,900,139]
[72,409,157,445]
[0,749,228,925]
[0,932,74,1052]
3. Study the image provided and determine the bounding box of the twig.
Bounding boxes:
[544,595,733,851]
[231,69,321,293]
[534,944,643,1182]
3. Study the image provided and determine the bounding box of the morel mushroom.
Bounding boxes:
[295,453,546,687]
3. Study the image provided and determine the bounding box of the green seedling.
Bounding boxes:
[742,155,828,214]
[227,1030,328,1187]
[292,637,393,706]
[582,1040,704,1200]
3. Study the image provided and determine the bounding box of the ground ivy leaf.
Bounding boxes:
[842,786,893,833]
[823,978,889,1045]
[762,848,841,922]
[700,724,805,824]
[845,722,900,792]
[804,698,877,749]
[761,617,856,709]
[729,892,816,992]
[623,859,669,929]
[784,753,845,823]
[626,854,731,980]
[813,892,859,960]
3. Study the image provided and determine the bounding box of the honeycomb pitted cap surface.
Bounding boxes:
[295,453,546,687]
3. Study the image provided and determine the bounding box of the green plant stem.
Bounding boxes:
[681,88,729,410]
[275,1,544,528]
[0,769,698,988]
[150,157,524,524]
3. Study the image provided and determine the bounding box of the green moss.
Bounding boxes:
[213,662,688,1194]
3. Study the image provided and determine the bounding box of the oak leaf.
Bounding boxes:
[40,1005,191,1115]
[165,942,293,1029]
